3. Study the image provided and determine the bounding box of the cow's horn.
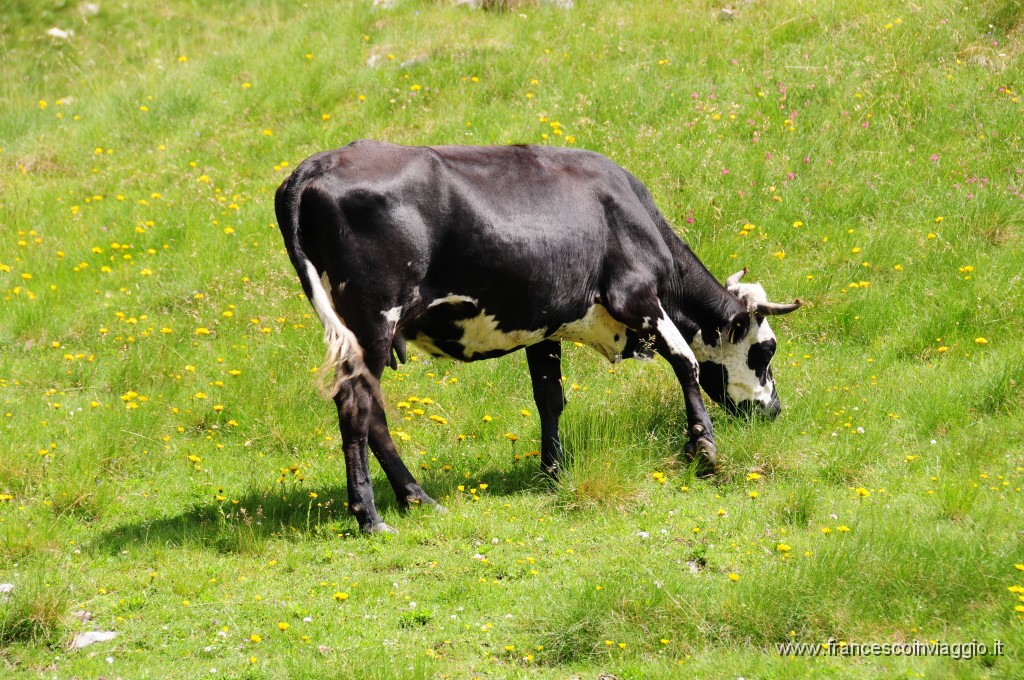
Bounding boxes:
[726,267,748,287]
[756,299,803,316]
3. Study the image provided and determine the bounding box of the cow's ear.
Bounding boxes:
[727,314,750,343]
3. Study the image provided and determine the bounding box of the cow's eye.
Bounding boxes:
[727,316,750,343]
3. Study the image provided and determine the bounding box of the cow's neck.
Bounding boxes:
[667,242,746,345]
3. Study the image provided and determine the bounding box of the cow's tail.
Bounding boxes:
[304,256,365,399]
[276,167,365,399]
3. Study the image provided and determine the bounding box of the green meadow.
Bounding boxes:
[2,0,1023,676]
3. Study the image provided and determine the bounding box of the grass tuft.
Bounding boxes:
[0,576,69,647]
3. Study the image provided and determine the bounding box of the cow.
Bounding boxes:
[275,140,801,533]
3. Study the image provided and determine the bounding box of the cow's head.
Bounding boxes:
[692,268,801,419]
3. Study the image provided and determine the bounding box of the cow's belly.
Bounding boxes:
[403,295,537,361]
[404,298,628,363]
[412,314,546,360]
[551,304,628,362]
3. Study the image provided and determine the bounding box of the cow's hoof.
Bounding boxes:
[685,437,718,477]
[540,462,561,480]
[433,503,448,515]
[402,493,445,514]
[362,521,398,535]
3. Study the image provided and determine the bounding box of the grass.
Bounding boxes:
[2,0,1024,676]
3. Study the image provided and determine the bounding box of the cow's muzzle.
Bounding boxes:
[728,395,781,420]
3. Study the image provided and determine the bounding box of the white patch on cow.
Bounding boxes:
[719,276,781,408]
[654,307,699,366]
[428,294,479,308]
[691,319,777,408]
[727,281,770,315]
[316,273,346,311]
[382,306,402,324]
[410,333,446,357]
[410,295,543,358]
[552,304,628,362]
[455,312,545,358]
[319,272,338,311]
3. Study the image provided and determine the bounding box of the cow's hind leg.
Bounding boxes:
[334,373,395,534]
[526,341,565,477]
[334,294,441,531]
[367,398,445,513]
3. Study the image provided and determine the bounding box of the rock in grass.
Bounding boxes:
[71,631,117,649]
[451,0,574,9]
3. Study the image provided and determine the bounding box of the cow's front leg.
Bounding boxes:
[335,376,395,534]
[526,341,566,477]
[367,398,445,513]
[651,307,718,475]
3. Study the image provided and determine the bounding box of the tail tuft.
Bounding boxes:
[316,320,365,399]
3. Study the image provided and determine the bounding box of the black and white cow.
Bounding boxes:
[275,140,801,533]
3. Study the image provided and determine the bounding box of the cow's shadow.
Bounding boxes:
[94,403,699,555]
[94,484,357,555]
[93,465,553,555]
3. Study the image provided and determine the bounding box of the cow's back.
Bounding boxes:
[288,141,680,338]
[316,140,670,268]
